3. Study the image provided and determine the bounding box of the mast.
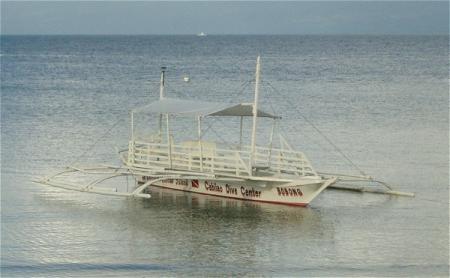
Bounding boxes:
[250,56,261,171]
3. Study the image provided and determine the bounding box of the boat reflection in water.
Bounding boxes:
[116,186,336,275]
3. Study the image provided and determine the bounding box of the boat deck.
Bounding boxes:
[126,138,318,179]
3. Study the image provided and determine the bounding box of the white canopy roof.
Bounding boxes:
[132,98,280,119]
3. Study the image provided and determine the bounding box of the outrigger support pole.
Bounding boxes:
[328,183,415,197]
[318,172,415,197]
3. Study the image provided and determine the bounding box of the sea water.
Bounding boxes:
[1,35,448,276]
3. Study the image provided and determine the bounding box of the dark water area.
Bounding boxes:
[1,35,448,276]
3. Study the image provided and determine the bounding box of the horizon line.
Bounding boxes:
[1,33,448,36]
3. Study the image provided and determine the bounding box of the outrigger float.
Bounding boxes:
[33,57,414,206]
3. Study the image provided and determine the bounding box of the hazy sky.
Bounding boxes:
[1,1,448,35]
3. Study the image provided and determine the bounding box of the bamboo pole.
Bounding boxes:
[328,184,415,197]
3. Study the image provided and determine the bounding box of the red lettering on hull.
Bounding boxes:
[139,177,310,207]
[225,184,238,195]
[240,187,262,198]
[148,182,308,207]
[205,181,223,192]
[276,187,303,197]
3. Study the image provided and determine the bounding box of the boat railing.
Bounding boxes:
[243,145,317,176]
[127,140,317,177]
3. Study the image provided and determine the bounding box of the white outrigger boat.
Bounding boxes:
[34,57,414,206]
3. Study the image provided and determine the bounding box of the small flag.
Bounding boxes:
[191,179,199,188]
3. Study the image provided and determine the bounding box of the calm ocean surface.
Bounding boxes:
[1,35,448,277]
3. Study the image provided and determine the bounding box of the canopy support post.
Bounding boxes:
[131,112,134,142]
[159,115,163,141]
[130,112,135,164]
[166,114,172,169]
[239,116,243,150]
[268,119,276,165]
[250,55,261,173]
[198,116,203,171]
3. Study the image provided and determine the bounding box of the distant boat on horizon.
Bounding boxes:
[197,32,207,37]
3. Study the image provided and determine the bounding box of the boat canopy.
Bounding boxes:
[132,97,280,119]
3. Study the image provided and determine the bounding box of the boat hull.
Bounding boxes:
[137,176,336,206]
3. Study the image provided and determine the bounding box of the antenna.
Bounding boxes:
[159,66,167,99]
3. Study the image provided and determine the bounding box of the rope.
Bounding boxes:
[263,80,369,178]
[265,94,339,170]
[69,117,124,167]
